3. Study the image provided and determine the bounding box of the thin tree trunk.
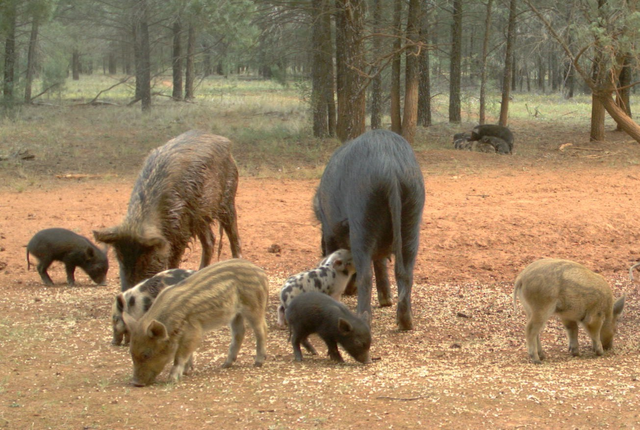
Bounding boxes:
[402,0,421,144]
[479,0,493,125]
[498,0,517,127]
[615,54,632,131]
[25,15,40,103]
[390,0,403,134]
[72,49,81,81]
[185,24,195,100]
[312,0,328,137]
[370,0,383,130]
[134,0,151,111]
[335,0,366,142]
[172,19,183,101]
[2,0,17,108]
[449,0,462,123]
[417,0,432,127]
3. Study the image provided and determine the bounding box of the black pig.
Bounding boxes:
[93,130,242,291]
[469,124,514,153]
[314,129,425,330]
[285,291,371,364]
[26,228,108,286]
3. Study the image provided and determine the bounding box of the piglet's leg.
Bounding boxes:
[170,330,202,382]
[223,314,245,368]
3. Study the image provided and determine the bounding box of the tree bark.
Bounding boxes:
[335,0,366,142]
[133,0,151,111]
[449,0,462,123]
[2,0,17,108]
[185,24,195,100]
[615,54,632,131]
[312,0,335,137]
[370,0,383,130]
[172,19,183,101]
[402,0,421,144]
[72,49,81,81]
[25,15,40,103]
[478,0,493,125]
[417,0,432,128]
[390,0,403,134]
[498,0,517,127]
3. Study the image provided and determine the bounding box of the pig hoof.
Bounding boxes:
[221,361,233,369]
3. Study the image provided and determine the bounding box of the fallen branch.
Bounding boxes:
[376,396,428,401]
[55,174,113,180]
[83,76,132,105]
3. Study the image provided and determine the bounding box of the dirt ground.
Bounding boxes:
[2,135,640,429]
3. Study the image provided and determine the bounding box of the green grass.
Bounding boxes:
[1,73,638,187]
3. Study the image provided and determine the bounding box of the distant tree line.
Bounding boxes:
[1,0,639,143]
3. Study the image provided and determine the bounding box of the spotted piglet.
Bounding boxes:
[277,249,355,327]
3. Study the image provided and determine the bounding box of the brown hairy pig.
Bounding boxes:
[93,130,242,291]
[122,259,269,386]
[513,258,625,364]
[111,268,196,346]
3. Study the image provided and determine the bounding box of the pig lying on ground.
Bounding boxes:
[94,130,242,292]
[285,291,371,364]
[123,259,268,386]
[453,132,472,150]
[111,268,196,346]
[513,258,625,364]
[277,249,355,327]
[26,228,108,286]
[480,136,511,154]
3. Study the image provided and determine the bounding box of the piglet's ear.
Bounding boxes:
[122,311,138,330]
[338,318,353,335]
[333,259,343,268]
[146,319,169,341]
[115,294,125,313]
[614,294,625,316]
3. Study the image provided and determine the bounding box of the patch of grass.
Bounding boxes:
[2,74,639,187]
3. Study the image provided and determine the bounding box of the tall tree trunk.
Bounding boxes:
[449,0,462,123]
[108,52,117,74]
[390,0,403,134]
[25,15,40,103]
[323,7,336,137]
[72,49,81,81]
[417,0,432,128]
[402,0,421,144]
[134,0,151,111]
[172,19,183,101]
[370,0,383,130]
[335,0,366,142]
[312,0,335,137]
[185,24,195,100]
[2,0,17,109]
[498,0,517,127]
[615,54,632,131]
[590,0,606,141]
[479,0,493,125]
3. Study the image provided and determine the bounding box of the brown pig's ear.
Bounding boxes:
[93,227,121,244]
[122,311,138,330]
[146,320,169,341]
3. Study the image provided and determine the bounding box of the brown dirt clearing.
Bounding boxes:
[1,130,640,429]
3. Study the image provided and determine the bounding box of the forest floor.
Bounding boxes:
[1,125,640,428]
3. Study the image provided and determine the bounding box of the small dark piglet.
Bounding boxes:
[26,228,109,286]
[285,291,371,364]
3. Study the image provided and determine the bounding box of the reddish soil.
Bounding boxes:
[1,145,640,428]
